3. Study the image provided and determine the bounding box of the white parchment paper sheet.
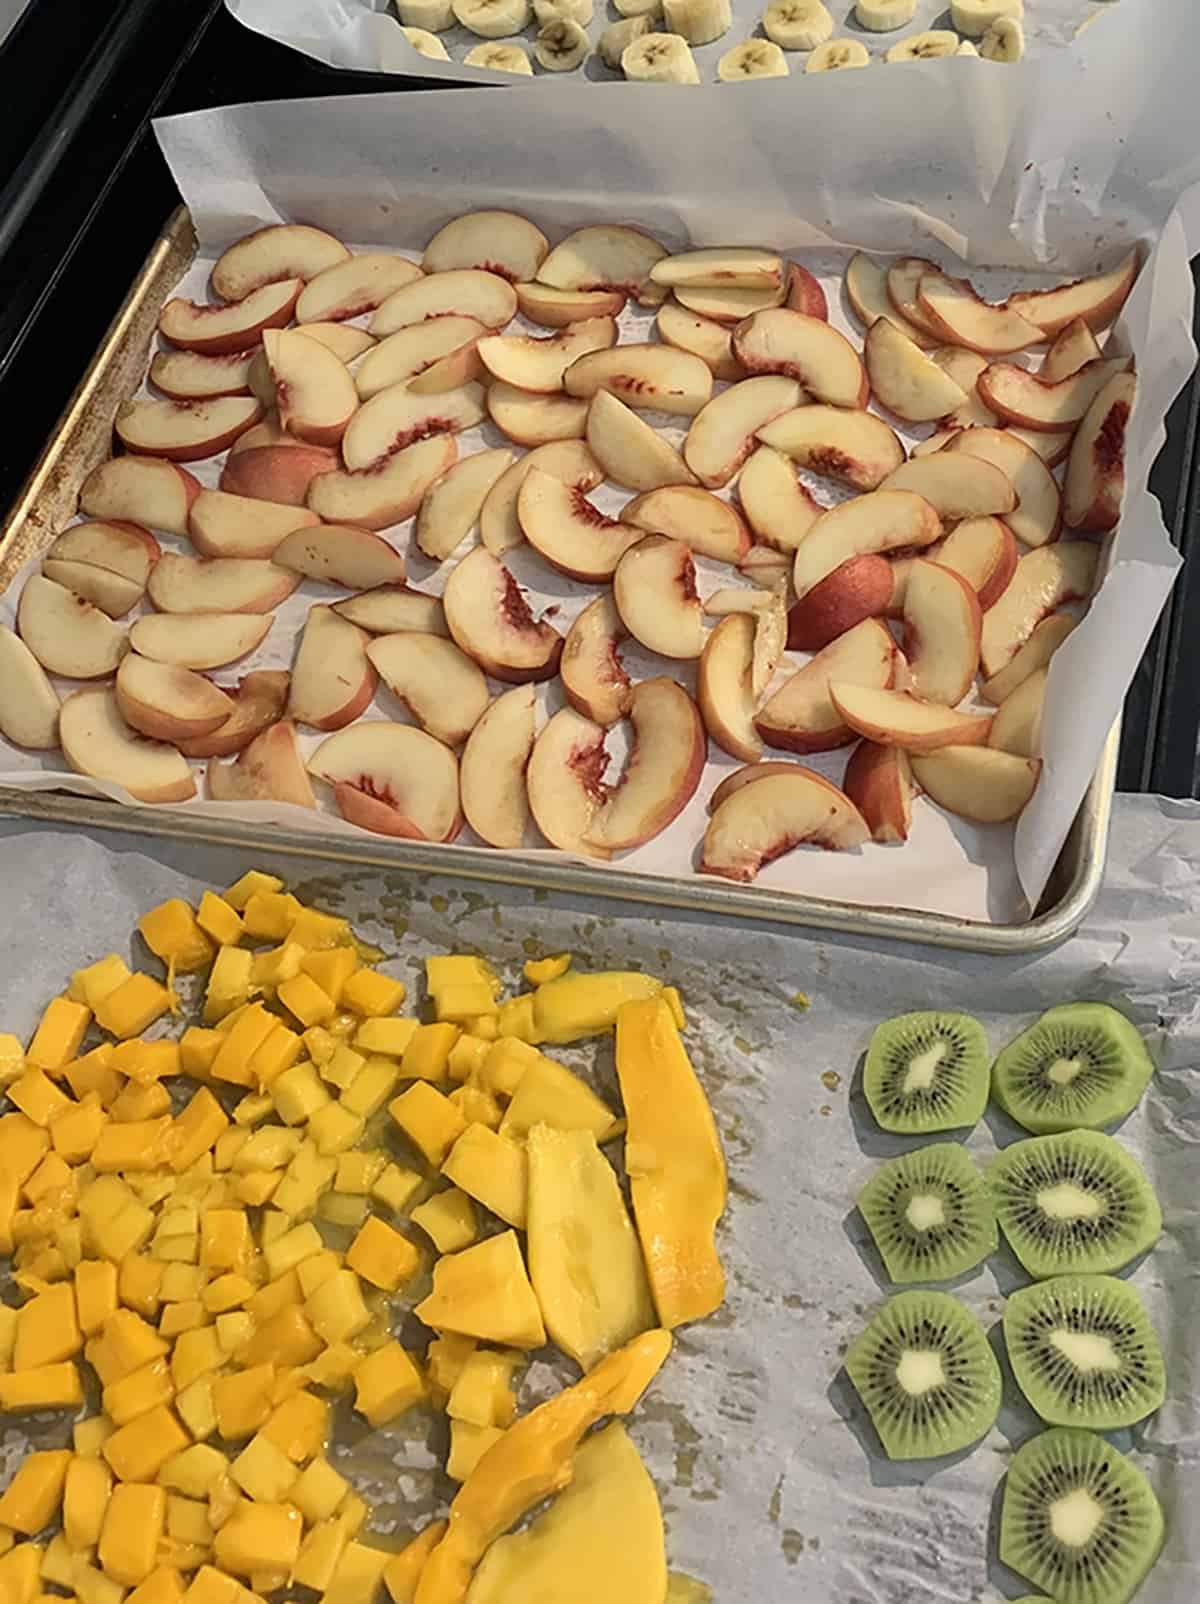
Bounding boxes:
[0,791,1196,1602]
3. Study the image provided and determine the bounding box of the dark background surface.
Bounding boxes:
[0,0,1196,797]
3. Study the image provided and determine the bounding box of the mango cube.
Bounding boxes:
[389,1084,465,1168]
[241,1306,321,1368]
[7,1069,73,1129]
[229,1434,296,1503]
[102,1355,174,1426]
[26,997,92,1073]
[247,1026,301,1089]
[165,1493,212,1546]
[307,1102,365,1158]
[168,1090,229,1174]
[323,1541,390,1604]
[210,1005,276,1089]
[51,1095,108,1164]
[410,1189,477,1254]
[352,1019,418,1058]
[64,1454,113,1549]
[339,970,405,1019]
[334,1152,386,1196]
[446,1420,503,1482]
[93,974,173,1040]
[241,892,301,942]
[346,1215,420,1293]
[103,1404,189,1482]
[126,1567,187,1604]
[370,1164,422,1215]
[195,892,243,949]
[223,871,284,911]
[171,1327,223,1390]
[158,1445,229,1501]
[288,1457,348,1526]
[399,1024,458,1084]
[495,995,540,1043]
[74,1415,115,1457]
[353,1343,425,1429]
[0,1363,82,1412]
[202,949,253,1026]
[446,1350,521,1428]
[441,1125,527,1229]
[14,1281,81,1370]
[292,1519,347,1593]
[304,1270,370,1346]
[249,942,305,994]
[434,984,499,1023]
[340,1058,398,1121]
[98,1482,165,1584]
[260,1390,327,1461]
[69,954,132,1011]
[0,1450,70,1533]
[92,1117,172,1174]
[109,1081,172,1122]
[75,1259,119,1335]
[478,1038,540,1100]
[200,1210,253,1275]
[270,1063,329,1126]
[299,948,357,1006]
[213,1501,301,1577]
[64,1044,122,1103]
[276,974,335,1030]
[446,1034,490,1086]
[319,1044,365,1092]
[262,1222,322,1281]
[0,1544,40,1604]
[414,1231,545,1349]
[179,1028,222,1079]
[79,1175,155,1261]
[212,1365,274,1442]
[138,901,214,975]
[447,1084,502,1132]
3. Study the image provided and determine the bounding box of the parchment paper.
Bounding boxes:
[0,790,1196,1602]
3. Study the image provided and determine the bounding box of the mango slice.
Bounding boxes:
[497,1059,618,1145]
[414,1231,545,1349]
[531,973,663,1045]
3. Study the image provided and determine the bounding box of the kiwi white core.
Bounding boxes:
[905,1194,946,1232]
[896,1349,945,1396]
[1036,1182,1104,1221]
[1050,1329,1122,1373]
[903,1042,948,1094]
[1049,1486,1105,1549]
[1047,1055,1085,1086]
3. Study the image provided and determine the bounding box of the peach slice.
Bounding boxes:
[79,457,201,537]
[221,444,342,508]
[560,594,630,726]
[757,405,905,493]
[115,654,234,743]
[308,722,462,841]
[424,211,550,283]
[480,440,600,556]
[1041,318,1102,383]
[355,318,486,402]
[176,671,290,760]
[879,453,1016,521]
[370,271,517,338]
[622,484,750,563]
[129,612,272,670]
[843,740,913,843]
[1007,251,1139,338]
[273,525,408,588]
[982,613,1076,705]
[584,390,695,493]
[650,248,782,292]
[902,559,982,705]
[366,633,488,746]
[59,687,196,803]
[916,272,1042,356]
[845,253,937,348]
[736,445,822,553]
[288,606,378,732]
[515,282,626,329]
[886,258,945,342]
[17,575,128,679]
[261,328,359,447]
[1064,370,1136,533]
[733,310,867,408]
[299,324,377,363]
[341,381,485,471]
[584,678,706,852]
[785,263,828,320]
[864,318,967,423]
[306,436,457,531]
[486,382,589,447]
[674,282,787,323]
[988,666,1045,759]
[980,544,1098,677]
[47,515,159,584]
[931,348,1000,429]
[697,613,760,763]
[188,489,320,560]
[407,345,488,398]
[332,587,448,637]
[459,685,537,849]
[563,345,713,418]
[700,768,869,882]
[910,746,1040,823]
[0,626,60,749]
[526,707,609,858]
[207,719,316,808]
[442,546,563,683]
[754,618,896,755]
[977,357,1130,432]
[684,376,802,488]
[656,300,743,382]
[934,515,1018,610]
[477,317,617,395]
[159,281,301,356]
[211,225,350,301]
[612,535,704,660]
[415,448,515,561]
[829,684,993,751]
[786,553,894,651]
[535,225,666,296]
[792,490,942,598]
[517,468,642,582]
[147,554,299,615]
[948,428,1061,547]
[150,350,255,400]
[116,397,263,463]
[911,428,963,458]
[228,414,309,455]
[40,560,142,619]
[295,255,423,324]
[707,760,798,811]
[1008,427,1071,470]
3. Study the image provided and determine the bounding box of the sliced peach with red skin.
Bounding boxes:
[526,707,611,858]
[262,328,359,447]
[459,685,537,850]
[332,587,447,637]
[785,263,828,320]
[536,225,666,297]
[366,633,488,746]
[308,723,463,841]
[486,383,590,448]
[415,448,516,561]
[515,283,626,328]
[656,300,744,383]
[424,211,550,283]
[612,535,704,660]
[948,428,1061,548]
[477,317,617,395]
[60,687,196,804]
[935,515,1018,611]
[355,318,486,402]
[295,255,423,324]
[684,376,802,488]
[910,746,1040,823]
[287,606,377,732]
[0,626,60,750]
[651,248,783,292]
[560,594,631,726]
[829,684,994,751]
[177,671,290,760]
[518,468,642,583]
[221,444,342,509]
[621,485,750,563]
[41,560,142,619]
[273,526,408,589]
[988,667,1045,759]
[916,271,1042,356]
[864,319,966,423]
[207,719,317,809]
[733,310,866,408]
[786,553,894,652]
[792,490,942,598]
[755,617,896,755]
[370,271,517,338]
[1064,371,1136,533]
[296,324,377,364]
[150,349,255,400]
[843,741,913,843]
[129,612,272,671]
[845,253,936,348]
[902,559,982,706]
[79,457,201,537]
[116,397,264,463]
[982,613,1076,705]
[980,544,1098,678]
[584,678,706,852]
[18,575,128,679]
[886,258,945,342]
[1041,319,1102,383]
[306,437,457,532]
[115,654,234,744]
[188,489,319,560]
[47,519,159,586]
[700,768,869,882]
[674,282,786,323]
[878,453,1015,523]
[736,445,822,553]
[1007,251,1139,339]
[342,382,485,472]
[480,440,600,556]
[159,280,301,356]
[976,357,1130,432]
[585,391,695,494]
[697,613,760,763]
[442,546,563,684]
[757,405,904,493]
[932,348,999,429]
[563,345,713,418]
[708,760,798,812]
[147,554,299,615]
[211,225,350,302]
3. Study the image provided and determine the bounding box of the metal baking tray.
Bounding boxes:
[0,205,1120,954]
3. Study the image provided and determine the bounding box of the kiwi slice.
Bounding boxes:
[987,1130,1161,1280]
[1004,1274,1165,1431]
[1000,1427,1164,1604]
[992,1003,1154,1135]
[857,1143,997,1284]
[863,1010,990,1133]
[843,1289,1001,1459]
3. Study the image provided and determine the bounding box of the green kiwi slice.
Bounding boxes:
[863,1010,990,1133]
[843,1289,1001,1459]
[856,1143,997,1284]
[991,1003,1154,1135]
[1004,1274,1165,1431]
[986,1131,1161,1279]
[1000,1427,1164,1604]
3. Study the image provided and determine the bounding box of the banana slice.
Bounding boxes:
[464,40,534,68]
[622,30,701,79]
[534,0,593,24]
[762,0,832,49]
[950,0,1022,38]
[718,38,789,77]
[885,28,959,60]
[981,15,1023,59]
[854,0,915,29]
[452,0,530,37]
[663,0,732,45]
[957,38,978,53]
[535,16,591,67]
[395,0,455,29]
[401,24,451,54]
[599,14,652,67]
[805,36,868,69]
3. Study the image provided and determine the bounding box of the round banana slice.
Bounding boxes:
[452,0,530,38]
[401,25,452,55]
[762,0,832,49]
[957,37,978,54]
[804,36,869,69]
[395,0,456,30]
[884,28,959,60]
[663,0,732,45]
[534,0,594,24]
[599,14,652,67]
[950,0,1022,38]
[622,30,701,79]
[981,15,1023,59]
[718,38,789,77]
[464,40,534,68]
[535,16,591,67]
[853,0,915,31]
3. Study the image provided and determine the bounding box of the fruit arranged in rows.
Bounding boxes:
[0,213,1140,889]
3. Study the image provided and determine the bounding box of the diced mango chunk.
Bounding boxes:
[26,997,91,1073]
[0,1450,71,1534]
[138,901,214,975]
[346,1215,420,1294]
[354,1342,425,1428]
[389,1084,466,1169]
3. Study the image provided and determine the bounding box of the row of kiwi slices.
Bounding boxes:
[863,1002,1155,1137]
